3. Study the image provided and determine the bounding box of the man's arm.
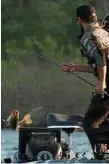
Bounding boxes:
[62,63,94,73]
[97,66,107,88]
[94,51,107,89]
[85,38,107,90]
[69,64,94,73]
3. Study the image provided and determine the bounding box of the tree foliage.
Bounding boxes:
[1,0,109,119]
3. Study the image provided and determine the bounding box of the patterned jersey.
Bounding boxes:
[80,24,109,92]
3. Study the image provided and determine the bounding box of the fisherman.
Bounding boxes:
[61,5,109,157]
[8,109,33,130]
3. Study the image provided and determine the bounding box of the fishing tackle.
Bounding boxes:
[21,51,95,87]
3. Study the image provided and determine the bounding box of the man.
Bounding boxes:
[62,5,109,155]
[8,109,33,131]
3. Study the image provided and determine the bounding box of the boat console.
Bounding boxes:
[11,113,84,163]
[4,113,109,163]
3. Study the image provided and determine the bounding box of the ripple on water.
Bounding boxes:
[1,129,18,160]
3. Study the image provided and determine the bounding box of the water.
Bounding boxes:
[1,130,94,162]
[1,129,19,162]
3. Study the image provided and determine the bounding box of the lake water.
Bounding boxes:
[1,129,94,163]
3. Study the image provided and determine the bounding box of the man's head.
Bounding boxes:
[76,5,97,27]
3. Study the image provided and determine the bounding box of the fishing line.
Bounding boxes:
[23,52,109,96]
[21,51,95,87]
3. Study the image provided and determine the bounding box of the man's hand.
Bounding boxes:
[61,63,75,72]
[95,83,106,93]
[61,64,69,72]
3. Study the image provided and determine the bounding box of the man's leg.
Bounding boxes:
[82,93,109,152]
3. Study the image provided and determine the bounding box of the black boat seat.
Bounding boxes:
[46,113,84,127]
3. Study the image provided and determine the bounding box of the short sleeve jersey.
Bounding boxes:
[80,24,109,92]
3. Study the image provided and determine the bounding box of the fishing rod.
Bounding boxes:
[22,51,95,87]
[21,52,109,96]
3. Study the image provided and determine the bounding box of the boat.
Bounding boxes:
[4,113,109,163]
